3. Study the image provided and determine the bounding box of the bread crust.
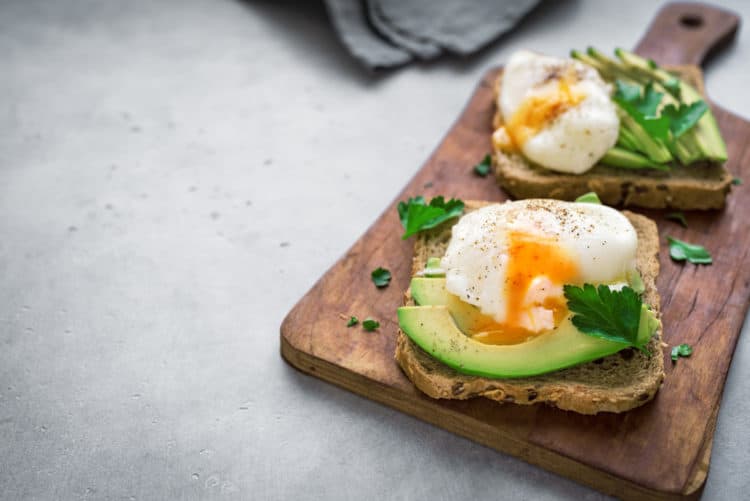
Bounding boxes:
[491,67,733,210]
[394,201,665,415]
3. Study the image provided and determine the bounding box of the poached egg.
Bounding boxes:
[494,50,619,174]
[441,199,637,344]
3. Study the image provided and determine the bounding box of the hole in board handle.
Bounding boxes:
[680,14,704,29]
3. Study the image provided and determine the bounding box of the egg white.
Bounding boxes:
[441,199,637,330]
[499,50,619,174]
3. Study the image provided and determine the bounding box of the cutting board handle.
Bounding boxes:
[635,2,740,66]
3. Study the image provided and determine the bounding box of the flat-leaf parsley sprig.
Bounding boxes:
[563,283,650,353]
[667,237,712,264]
[371,267,392,288]
[397,196,464,239]
[473,154,492,177]
[671,343,693,362]
[362,318,380,331]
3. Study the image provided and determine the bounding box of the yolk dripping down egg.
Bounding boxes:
[504,67,585,149]
[441,199,638,345]
[493,50,619,174]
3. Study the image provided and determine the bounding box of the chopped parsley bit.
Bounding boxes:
[362,318,380,331]
[563,284,648,352]
[397,195,464,239]
[371,267,392,288]
[473,154,492,177]
[665,211,688,228]
[732,177,743,186]
[667,237,712,264]
[574,192,602,204]
[346,316,359,327]
[671,343,693,362]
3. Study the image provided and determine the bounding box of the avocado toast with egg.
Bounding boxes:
[395,199,664,415]
[491,49,732,209]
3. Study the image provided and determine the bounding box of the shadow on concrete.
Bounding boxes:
[237,0,382,86]
[240,0,581,81]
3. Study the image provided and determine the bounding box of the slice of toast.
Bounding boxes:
[492,65,733,209]
[395,201,665,415]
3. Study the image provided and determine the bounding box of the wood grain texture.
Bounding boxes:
[280,3,747,499]
[635,2,740,65]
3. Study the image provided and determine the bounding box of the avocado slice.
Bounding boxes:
[410,276,451,306]
[410,277,494,336]
[401,277,658,378]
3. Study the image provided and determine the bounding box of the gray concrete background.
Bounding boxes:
[2,0,749,499]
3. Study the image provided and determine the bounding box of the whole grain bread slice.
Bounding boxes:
[492,65,733,209]
[395,201,665,415]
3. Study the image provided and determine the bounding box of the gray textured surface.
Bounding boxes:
[1,0,749,500]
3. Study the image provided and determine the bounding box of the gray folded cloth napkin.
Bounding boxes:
[324,0,540,70]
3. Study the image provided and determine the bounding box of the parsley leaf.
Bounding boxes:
[613,82,670,142]
[635,112,670,142]
[346,316,359,327]
[402,204,445,235]
[371,267,391,288]
[671,343,693,362]
[665,211,688,228]
[563,284,646,351]
[732,177,743,186]
[663,77,682,99]
[661,101,708,138]
[574,192,601,204]
[614,81,663,117]
[473,154,492,177]
[614,80,642,104]
[397,196,464,239]
[667,237,712,264]
[612,80,707,142]
[398,195,424,225]
[362,318,380,331]
[639,82,663,116]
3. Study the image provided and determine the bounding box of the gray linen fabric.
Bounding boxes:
[324,0,540,70]
[324,0,412,69]
[367,0,442,60]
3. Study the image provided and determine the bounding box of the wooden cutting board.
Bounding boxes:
[280,3,747,499]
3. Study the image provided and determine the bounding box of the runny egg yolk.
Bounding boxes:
[499,68,585,152]
[471,231,579,345]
